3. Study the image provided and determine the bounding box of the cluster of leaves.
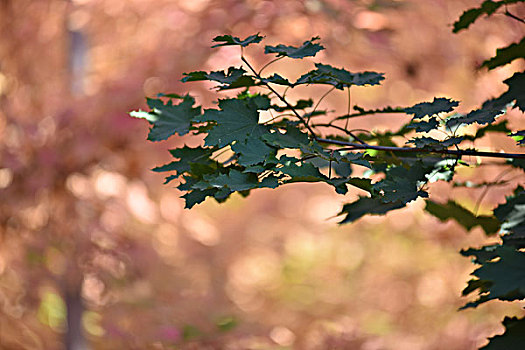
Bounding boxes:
[131,1,524,347]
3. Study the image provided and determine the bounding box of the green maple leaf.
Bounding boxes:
[407,136,463,149]
[425,200,500,235]
[494,186,525,234]
[461,245,501,265]
[181,188,219,209]
[481,316,525,350]
[181,67,259,90]
[196,96,271,148]
[338,196,406,224]
[407,118,440,132]
[474,247,525,299]
[374,162,429,203]
[194,169,279,192]
[129,95,200,141]
[260,74,292,86]
[264,37,324,59]
[482,37,525,70]
[231,138,276,166]
[448,72,525,127]
[404,97,459,119]
[211,34,264,48]
[271,99,313,112]
[452,0,522,33]
[296,63,384,89]
[152,146,216,177]
[262,124,310,149]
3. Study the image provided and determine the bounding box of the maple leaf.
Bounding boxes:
[196,96,271,148]
[482,37,525,70]
[425,200,500,235]
[339,196,406,224]
[264,37,324,59]
[129,95,200,141]
[211,34,264,48]
[295,63,384,89]
[481,316,525,350]
[404,97,459,119]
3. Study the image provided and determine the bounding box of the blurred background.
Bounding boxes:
[1,0,524,349]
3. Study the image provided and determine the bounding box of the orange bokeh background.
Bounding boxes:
[1,0,524,349]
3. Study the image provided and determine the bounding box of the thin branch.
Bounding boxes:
[308,86,336,124]
[505,10,525,24]
[311,123,366,144]
[473,167,514,215]
[258,56,284,76]
[241,55,319,139]
[345,86,351,130]
[317,138,525,159]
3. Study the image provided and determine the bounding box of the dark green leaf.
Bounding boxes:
[448,71,525,127]
[407,118,440,132]
[295,63,385,89]
[181,188,219,209]
[407,136,464,149]
[482,37,525,70]
[260,73,292,86]
[339,196,406,224]
[152,146,216,176]
[374,162,429,203]
[461,245,501,264]
[264,37,324,59]
[474,247,525,300]
[130,95,201,141]
[211,33,264,48]
[262,124,310,149]
[462,120,511,141]
[481,316,525,350]
[425,200,500,235]
[271,99,313,112]
[404,97,459,119]
[181,67,260,90]
[494,186,525,234]
[452,0,522,33]
[231,137,276,166]
[196,96,271,148]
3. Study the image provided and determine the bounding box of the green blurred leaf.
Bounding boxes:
[425,200,500,235]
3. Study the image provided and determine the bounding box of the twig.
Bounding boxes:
[311,123,366,144]
[505,10,525,24]
[241,55,319,139]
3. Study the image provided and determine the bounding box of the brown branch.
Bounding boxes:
[317,138,525,159]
